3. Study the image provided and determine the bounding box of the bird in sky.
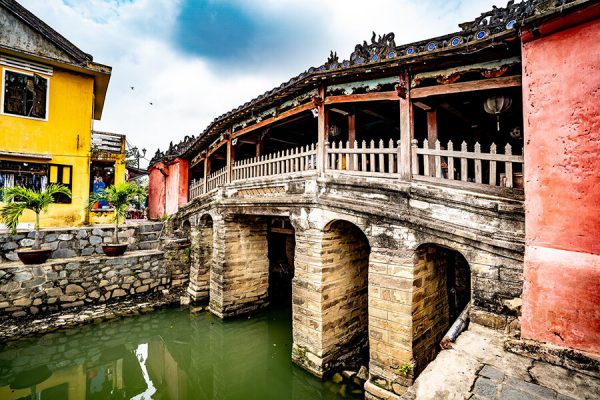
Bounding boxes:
[130,86,134,90]
[149,102,153,106]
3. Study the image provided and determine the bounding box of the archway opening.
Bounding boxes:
[267,217,295,308]
[321,220,370,371]
[412,244,471,375]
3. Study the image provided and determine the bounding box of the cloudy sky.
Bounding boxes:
[20,0,502,167]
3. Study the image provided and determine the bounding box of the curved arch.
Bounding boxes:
[412,243,471,375]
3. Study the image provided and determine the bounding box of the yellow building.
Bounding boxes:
[0,0,125,227]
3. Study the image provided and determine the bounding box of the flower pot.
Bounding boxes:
[101,243,128,257]
[16,248,53,264]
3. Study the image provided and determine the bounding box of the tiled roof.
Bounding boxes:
[0,0,92,64]
[150,0,581,166]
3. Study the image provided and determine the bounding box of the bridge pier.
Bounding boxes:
[208,214,270,318]
[188,214,213,302]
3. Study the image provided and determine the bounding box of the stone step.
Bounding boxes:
[138,231,160,241]
[138,240,160,250]
[137,223,164,233]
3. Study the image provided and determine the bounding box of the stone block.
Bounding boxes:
[46,241,59,250]
[14,271,33,281]
[472,377,499,399]
[14,297,32,307]
[112,289,127,297]
[52,249,77,259]
[19,238,35,247]
[44,234,58,242]
[65,284,84,294]
[1,242,18,251]
[89,236,103,245]
[58,234,73,241]
[77,230,89,239]
[5,252,19,261]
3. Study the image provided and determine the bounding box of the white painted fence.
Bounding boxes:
[411,139,524,188]
[232,144,318,181]
[206,167,227,192]
[326,139,401,177]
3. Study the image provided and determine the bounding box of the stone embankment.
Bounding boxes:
[0,222,163,262]
[0,221,192,340]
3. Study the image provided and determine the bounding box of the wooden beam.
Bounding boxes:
[207,138,227,157]
[268,137,301,146]
[232,102,313,139]
[411,75,521,99]
[326,91,399,104]
[270,227,295,235]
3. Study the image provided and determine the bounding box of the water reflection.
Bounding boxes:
[0,307,361,400]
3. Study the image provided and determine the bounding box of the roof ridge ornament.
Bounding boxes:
[350,32,396,65]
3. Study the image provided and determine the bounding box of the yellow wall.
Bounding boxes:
[0,62,122,227]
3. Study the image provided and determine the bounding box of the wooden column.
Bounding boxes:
[348,106,356,146]
[203,155,210,193]
[226,128,234,183]
[427,110,438,177]
[399,71,414,181]
[316,83,328,174]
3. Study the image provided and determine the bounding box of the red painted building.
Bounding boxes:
[148,158,189,220]
[521,2,600,355]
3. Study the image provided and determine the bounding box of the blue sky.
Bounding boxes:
[20,0,502,166]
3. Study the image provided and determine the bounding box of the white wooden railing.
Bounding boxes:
[206,167,227,192]
[232,144,318,180]
[189,179,204,200]
[326,139,401,177]
[411,139,524,188]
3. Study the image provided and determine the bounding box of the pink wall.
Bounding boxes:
[148,159,189,220]
[148,162,166,220]
[521,14,600,355]
[165,158,189,215]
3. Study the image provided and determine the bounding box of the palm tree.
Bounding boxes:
[88,182,146,244]
[1,184,72,250]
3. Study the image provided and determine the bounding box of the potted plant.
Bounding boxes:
[0,184,72,264]
[88,182,146,256]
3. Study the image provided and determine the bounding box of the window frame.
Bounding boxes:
[1,67,50,122]
[48,163,73,204]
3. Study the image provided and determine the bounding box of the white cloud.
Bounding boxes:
[18,0,504,166]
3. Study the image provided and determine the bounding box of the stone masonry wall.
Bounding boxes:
[209,215,269,318]
[0,222,164,263]
[0,250,178,318]
[411,245,450,375]
[320,220,369,370]
[188,216,213,302]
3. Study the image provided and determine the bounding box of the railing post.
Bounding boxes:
[203,157,210,193]
[411,139,418,176]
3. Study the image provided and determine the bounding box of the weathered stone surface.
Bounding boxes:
[65,284,84,294]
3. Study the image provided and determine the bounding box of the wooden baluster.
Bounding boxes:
[351,140,359,171]
[287,148,291,173]
[293,147,298,172]
[388,139,394,174]
[411,139,419,176]
[299,146,305,171]
[489,143,497,185]
[474,142,482,184]
[505,144,513,188]
[447,140,454,180]
[369,140,375,172]
[330,141,336,170]
[344,140,350,170]
[435,140,442,178]
[460,141,468,182]
[423,139,430,176]
[378,139,385,173]
[361,141,367,172]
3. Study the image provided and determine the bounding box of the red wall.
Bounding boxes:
[148,162,166,220]
[521,16,600,355]
[148,158,189,219]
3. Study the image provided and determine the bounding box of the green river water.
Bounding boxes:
[0,306,364,400]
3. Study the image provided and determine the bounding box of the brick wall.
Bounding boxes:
[209,215,269,318]
[320,220,369,370]
[188,215,213,301]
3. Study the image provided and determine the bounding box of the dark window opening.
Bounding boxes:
[3,70,48,119]
[90,162,114,209]
[0,160,49,201]
[268,218,295,306]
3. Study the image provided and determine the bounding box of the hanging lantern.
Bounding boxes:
[484,95,512,132]
[328,124,341,137]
